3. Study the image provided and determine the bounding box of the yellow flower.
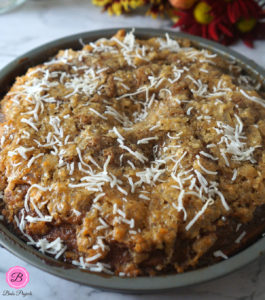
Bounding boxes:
[92,0,145,16]
[92,0,109,6]
[193,1,213,25]
[236,18,257,33]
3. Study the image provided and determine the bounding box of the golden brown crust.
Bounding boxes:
[0,29,265,276]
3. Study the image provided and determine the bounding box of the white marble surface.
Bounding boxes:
[0,0,265,299]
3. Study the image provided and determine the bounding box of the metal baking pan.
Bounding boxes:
[0,28,265,293]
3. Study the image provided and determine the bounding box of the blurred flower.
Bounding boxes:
[92,0,265,48]
[147,0,177,19]
[92,0,145,15]
[226,0,262,23]
[93,0,178,20]
[173,0,265,47]
[173,1,234,45]
[226,0,265,47]
[169,0,197,9]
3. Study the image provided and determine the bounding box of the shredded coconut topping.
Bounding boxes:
[1,29,264,276]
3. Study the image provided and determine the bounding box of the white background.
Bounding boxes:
[0,0,265,299]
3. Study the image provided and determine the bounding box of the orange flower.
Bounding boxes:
[169,0,197,9]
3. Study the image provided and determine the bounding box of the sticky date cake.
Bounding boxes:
[0,29,265,277]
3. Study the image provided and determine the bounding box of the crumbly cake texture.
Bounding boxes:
[1,30,265,276]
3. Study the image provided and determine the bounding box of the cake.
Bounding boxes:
[0,29,265,277]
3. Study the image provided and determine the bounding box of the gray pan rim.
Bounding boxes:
[0,27,265,294]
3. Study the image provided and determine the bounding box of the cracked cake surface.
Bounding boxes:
[0,29,265,276]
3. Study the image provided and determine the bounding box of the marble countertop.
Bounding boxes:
[0,0,265,299]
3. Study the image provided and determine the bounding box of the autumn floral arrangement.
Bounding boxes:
[92,0,265,47]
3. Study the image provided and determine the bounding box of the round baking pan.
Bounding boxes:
[0,28,265,293]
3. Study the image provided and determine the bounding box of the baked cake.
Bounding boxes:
[0,29,265,276]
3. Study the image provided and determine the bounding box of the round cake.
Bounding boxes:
[0,29,265,277]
